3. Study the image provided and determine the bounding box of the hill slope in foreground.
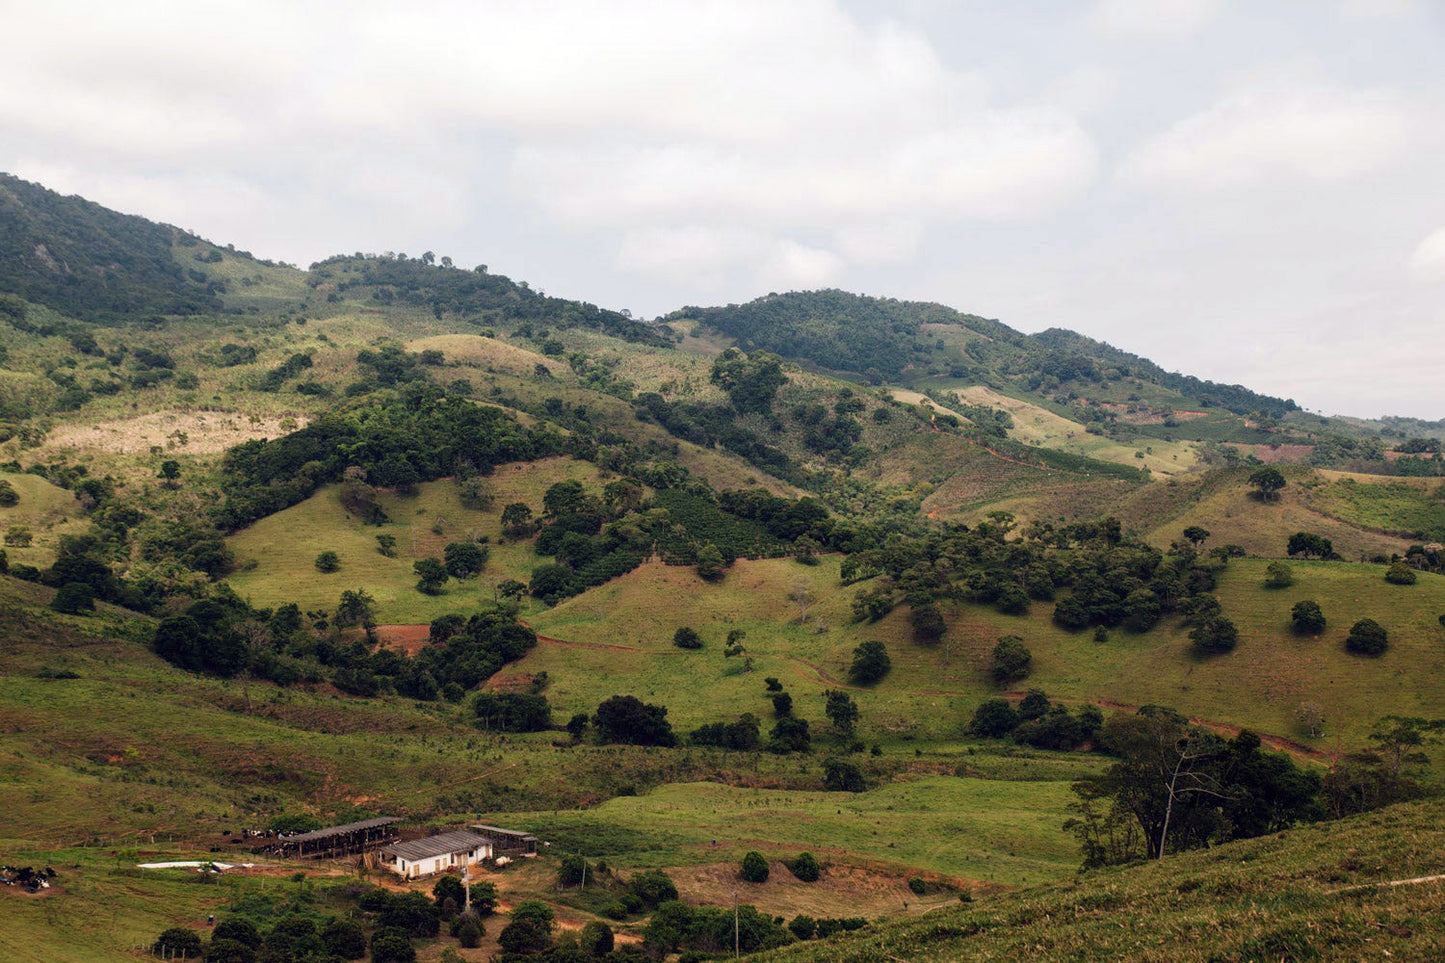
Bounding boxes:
[760,798,1445,962]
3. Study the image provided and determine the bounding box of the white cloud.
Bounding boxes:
[1339,0,1420,19]
[834,221,922,265]
[758,241,845,291]
[1408,227,1445,282]
[616,227,767,288]
[1090,0,1224,38]
[1120,81,1411,191]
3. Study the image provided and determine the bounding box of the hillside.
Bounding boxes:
[758,797,1445,962]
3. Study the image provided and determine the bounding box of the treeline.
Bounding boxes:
[217,384,559,530]
[0,173,227,322]
[308,253,670,347]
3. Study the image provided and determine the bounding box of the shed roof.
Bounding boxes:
[280,816,400,845]
[471,824,538,841]
[382,830,489,862]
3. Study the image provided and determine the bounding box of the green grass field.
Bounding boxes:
[0,470,86,569]
[758,798,1445,962]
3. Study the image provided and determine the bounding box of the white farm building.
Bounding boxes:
[379,830,494,879]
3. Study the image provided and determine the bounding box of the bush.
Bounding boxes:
[739,851,770,883]
[910,603,945,642]
[1290,600,1326,635]
[579,920,614,956]
[314,551,340,573]
[968,698,1020,737]
[1345,618,1389,656]
[322,918,367,959]
[673,626,703,649]
[788,915,817,940]
[908,876,927,895]
[455,915,484,948]
[990,635,1032,685]
[558,853,591,886]
[443,541,488,578]
[789,852,821,882]
[1385,562,1418,585]
[848,641,891,685]
[629,868,679,906]
[457,475,495,510]
[212,918,260,947]
[369,929,415,963]
[1264,561,1294,589]
[822,758,866,792]
[1190,617,1239,656]
[50,582,95,614]
[0,479,18,507]
[153,927,203,957]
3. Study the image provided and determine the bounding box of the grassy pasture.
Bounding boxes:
[950,385,1201,477]
[0,470,86,568]
[759,798,1445,962]
[1305,475,1445,542]
[519,776,1082,890]
[226,459,605,623]
[522,554,1445,750]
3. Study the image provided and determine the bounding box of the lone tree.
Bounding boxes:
[413,557,449,594]
[695,543,726,581]
[1385,562,1418,585]
[1264,561,1294,589]
[824,690,859,738]
[848,641,891,685]
[1182,526,1210,549]
[158,460,181,487]
[376,533,397,557]
[1345,618,1389,656]
[314,551,340,573]
[0,479,18,507]
[910,602,946,642]
[1190,617,1239,656]
[1248,467,1287,502]
[672,626,703,650]
[1290,600,1326,635]
[991,635,1033,685]
[739,851,770,883]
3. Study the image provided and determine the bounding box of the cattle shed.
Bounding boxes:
[471,824,539,856]
[264,817,401,859]
[380,830,494,879]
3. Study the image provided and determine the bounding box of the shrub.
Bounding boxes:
[1385,562,1418,585]
[789,852,821,882]
[822,758,866,792]
[369,929,416,963]
[908,877,927,895]
[376,534,397,557]
[990,635,1032,685]
[579,921,614,956]
[673,626,703,649]
[1190,617,1239,656]
[696,542,726,581]
[153,927,203,957]
[443,541,488,578]
[558,853,590,886]
[789,915,818,940]
[739,851,770,883]
[1264,561,1294,589]
[848,641,891,685]
[968,698,1020,738]
[212,918,260,947]
[910,603,946,642]
[314,551,340,573]
[1290,600,1326,635]
[455,915,483,948]
[50,582,95,614]
[1345,618,1389,656]
[321,918,367,959]
[629,868,679,906]
[413,557,448,594]
[457,475,495,510]
[0,479,18,507]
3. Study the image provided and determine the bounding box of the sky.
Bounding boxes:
[2,0,1442,418]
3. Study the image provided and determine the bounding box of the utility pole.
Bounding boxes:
[462,861,470,914]
[733,889,739,958]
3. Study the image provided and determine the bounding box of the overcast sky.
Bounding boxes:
[3,0,1442,418]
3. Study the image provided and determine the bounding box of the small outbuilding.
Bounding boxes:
[471,824,539,856]
[380,830,493,879]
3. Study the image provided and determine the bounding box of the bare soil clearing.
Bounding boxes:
[45,410,309,454]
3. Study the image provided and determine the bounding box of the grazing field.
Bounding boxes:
[0,470,86,568]
[519,776,1083,889]
[523,555,1445,750]
[758,798,1445,962]
[225,458,606,622]
[950,384,1201,477]
[1305,475,1445,542]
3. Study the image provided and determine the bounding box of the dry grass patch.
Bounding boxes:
[405,333,565,377]
[44,410,309,455]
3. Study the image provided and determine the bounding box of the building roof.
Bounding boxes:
[382,830,489,862]
[280,816,400,845]
[470,824,538,841]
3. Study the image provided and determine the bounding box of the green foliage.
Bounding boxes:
[768,714,811,753]
[594,695,676,746]
[579,920,613,956]
[824,689,859,737]
[910,602,946,642]
[442,540,488,578]
[412,557,447,594]
[822,758,866,792]
[848,641,891,685]
[695,542,726,581]
[672,626,703,650]
[1287,531,1337,559]
[1264,561,1294,589]
[1290,600,1326,635]
[690,715,761,750]
[739,850,770,883]
[1385,561,1417,585]
[557,852,591,887]
[153,927,204,957]
[50,582,95,615]
[789,851,821,882]
[1190,617,1239,656]
[969,698,1021,738]
[628,869,679,907]
[1345,619,1389,656]
[0,479,18,507]
[473,692,551,732]
[991,635,1032,685]
[908,876,927,895]
[710,348,788,414]
[1248,467,1287,501]
[314,551,340,573]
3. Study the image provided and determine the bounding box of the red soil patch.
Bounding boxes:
[372,624,432,655]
